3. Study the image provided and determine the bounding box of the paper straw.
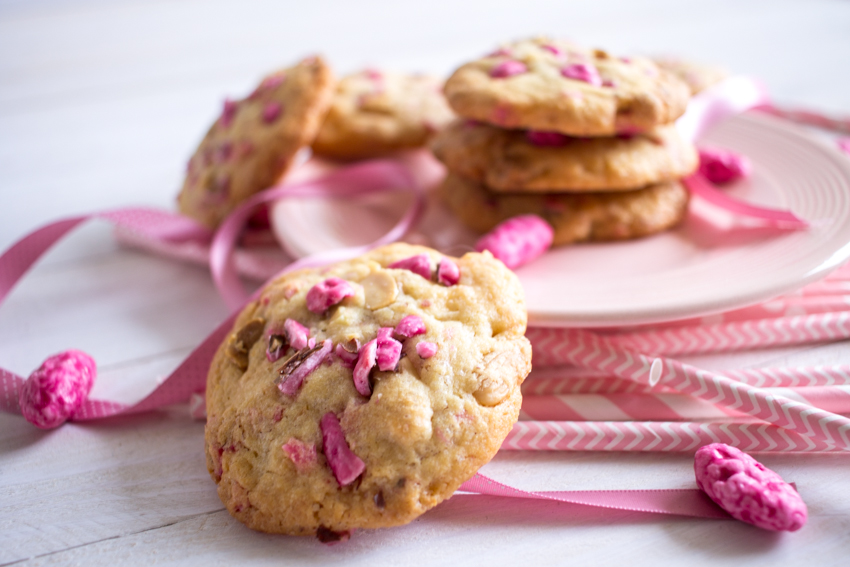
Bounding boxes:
[520,386,850,422]
[529,328,850,451]
[502,420,841,452]
[521,365,850,394]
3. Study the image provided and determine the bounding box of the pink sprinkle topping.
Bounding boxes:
[437,258,460,286]
[395,315,426,338]
[561,63,603,87]
[695,443,807,532]
[352,339,377,397]
[282,438,318,473]
[306,277,356,313]
[320,412,365,487]
[334,343,359,369]
[376,329,402,371]
[540,44,562,56]
[526,130,569,147]
[19,350,96,429]
[388,254,431,280]
[278,340,332,397]
[490,60,528,78]
[475,214,554,270]
[284,318,310,350]
[220,98,238,128]
[416,342,438,359]
[698,147,752,185]
[262,101,282,124]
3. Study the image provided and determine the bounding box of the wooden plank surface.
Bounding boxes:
[1,1,849,565]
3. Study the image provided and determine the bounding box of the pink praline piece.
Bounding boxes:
[698,147,752,185]
[306,277,355,313]
[220,98,238,128]
[475,215,554,270]
[19,350,96,429]
[262,101,282,124]
[278,340,332,397]
[416,342,438,359]
[284,318,310,350]
[437,258,460,286]
[395,315,426,338]
[375,328,402,371]
[561,63,603,87]
[490,60,527,78]
[694,443,807,532]
[352,339,377,397]
[388,254,431,280]
[282,438,317,473]
[320,412,365,487]
[526,130,569,147]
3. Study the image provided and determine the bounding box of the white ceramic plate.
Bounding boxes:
[271,114,850,327]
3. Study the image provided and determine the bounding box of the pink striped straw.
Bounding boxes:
[502,420,841,453]
[530,328,850,451]
[520,386,850,422]
[522,365,850,394]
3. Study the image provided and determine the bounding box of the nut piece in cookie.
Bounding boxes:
[439,173,690,246]
[431,120,698,192]
[178,56,335,228]
[204,243,531,537]
[444,37,691,136]
[312,70,455,160]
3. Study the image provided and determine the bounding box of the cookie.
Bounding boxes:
[312,70,455,160]
[439,173,689,245]
[431,119,698,192]
[178,56,335,228]
[443,37,691,136]
[654,57,728,95]
[205,243,531,537]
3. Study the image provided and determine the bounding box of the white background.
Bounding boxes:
[1,1,849,565]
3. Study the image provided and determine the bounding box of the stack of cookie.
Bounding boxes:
[432,37,699,246]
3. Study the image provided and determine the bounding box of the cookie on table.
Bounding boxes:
[431,120,698,192]
[439,173,689,245]
[654,57,728,95]
[205,243,531,538]
[312,70,455,160]
[178,56,335,228]
[443,37,691,136]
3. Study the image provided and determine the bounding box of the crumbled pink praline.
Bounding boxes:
[487,47,512,57]
[284,318,310,350]
[561,63,603,87]
[19,350,96,429]
[282,438,318,473]
[526,130,569,147]
[262,101,282,124]
[475,215,554,269]
[436,258,460,286]
[698,147,752,185]
[278,339,332,396]
[694,443,807,532]
[395,315,426,338]
[540,44,562,56]
[388,254,431,280]
[306,277,355,313]
[352,339,377,396]
[375,328,402,371]
[220,98,238,128]
[320,412,365,487]
[334,343,359,369]
[416,342,438,359]
[490,60,527,78]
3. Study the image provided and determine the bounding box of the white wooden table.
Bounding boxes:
[1,1,849,565]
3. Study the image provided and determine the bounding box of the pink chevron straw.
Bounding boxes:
[522,365,850,394]
[502,420,841,453]
[533,328,850,451]
[520,386,850,422]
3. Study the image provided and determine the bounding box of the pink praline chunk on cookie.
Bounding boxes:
[416,342,438,359]
[376,328,402,371]
[282,438,318,473]
[526,130,569,147]
[388,254,432,280]
[278,340,332,396]
[352,339,377,396]
[490,60,527,78]
[19,350,96,429]
[262,101,283,124]
[395,315,426,338]
[437,258,460,286]
[694,443,807,532]
[284,318,310,350]
[475,215,554,270]
[306,277,355,313]
[220,98,238,128]
[320,412,365,487]
[561,63,603,87]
